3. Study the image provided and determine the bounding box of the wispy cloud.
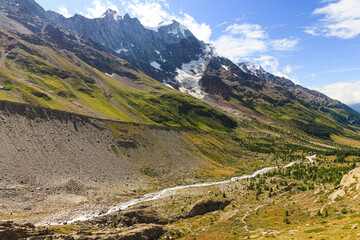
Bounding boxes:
[324,66,360,73]
[225,23,267,39]
[317,81,360,104]
[212,23,300,64]
[271,37,299,51]
[282,64,293,74]
[58,5,71,18]
[213,35,267,61]
[306,0,360,39]
[85,0,119,19]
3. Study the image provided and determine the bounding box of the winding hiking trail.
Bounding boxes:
[52,155,317,225]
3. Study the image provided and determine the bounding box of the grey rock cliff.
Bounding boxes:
[46,10,208,85]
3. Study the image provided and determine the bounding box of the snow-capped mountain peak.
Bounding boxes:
[238,61,266,75]
[144,20,191,39]
[101,9,120,21]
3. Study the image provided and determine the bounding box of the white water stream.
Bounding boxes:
[52,155,316,225]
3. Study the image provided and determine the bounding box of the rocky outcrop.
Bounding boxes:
[90,209,168,228]
[0,221,49,240]
[340,167,360,190]
[181,198,232,218]
[329,167,360,201]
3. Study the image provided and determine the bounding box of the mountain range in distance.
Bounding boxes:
[1,0,360,239]
[2,0,359,140]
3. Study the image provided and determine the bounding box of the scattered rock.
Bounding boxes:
[351,224,358,229]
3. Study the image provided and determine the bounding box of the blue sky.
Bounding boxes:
[36,0,360,105]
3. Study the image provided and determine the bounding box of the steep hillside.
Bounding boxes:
[0,99,224,224]
[0,2,236,133]
[2,0,359,143]
[199,57,360,140]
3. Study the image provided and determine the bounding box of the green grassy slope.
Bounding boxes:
[0,28,236,133]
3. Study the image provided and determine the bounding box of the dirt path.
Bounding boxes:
[241,204,263,232]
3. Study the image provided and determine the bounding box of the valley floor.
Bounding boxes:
[3,153,360,239]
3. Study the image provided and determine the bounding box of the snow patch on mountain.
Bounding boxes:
[145,20,188,38]
[169,29,178,35]
[222,65,229,71]
[162,81,174,89]
[150,61,161,70]
[116,48,128,53]
[143,20,173,32]
[175,58,207,99]
[238,61,267,78]
[115,43,129,53]
[178,24,187,37]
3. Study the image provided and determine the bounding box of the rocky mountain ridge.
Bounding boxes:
[45,7,209,87]
[199,56,360,138]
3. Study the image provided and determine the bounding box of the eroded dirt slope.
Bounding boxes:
[0,100,208,224]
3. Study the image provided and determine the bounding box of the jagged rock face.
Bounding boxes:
[46,10,208,84]
[198,57,264,100]
[203,57,353,116]
[0,0,46,19]
[0,0,208,84]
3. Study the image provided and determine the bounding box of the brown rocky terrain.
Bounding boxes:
[0,100,211,225]
[0,220,165,240]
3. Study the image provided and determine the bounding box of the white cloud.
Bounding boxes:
[85,0,119,19]
[212,35,267,62]
[283,65,293,74]
[58,5,71,18]
[271,37,299,51]
[225,23,267,39]
[125,1,170,27]
[212,23,300,64]
[212,23,269,61]
[317,81,360,104]
[178,13,212,42]
[123,0,211,42]
[307,0,360,39]
[324,66,360,73]
[254,55,280,74]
